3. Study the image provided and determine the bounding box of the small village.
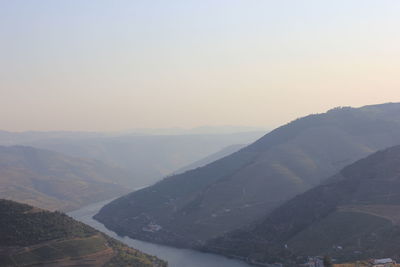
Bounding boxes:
[142,222,163,233]
[303,256,399,267]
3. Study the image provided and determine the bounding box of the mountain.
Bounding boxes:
[174,144,246,175]
[0,130,108,146]
[22,132,264,187]
[123,126,268,135]
[205,145,400,265]
[0,199,166,267]
[0,146,131,211]
[94,103,400,248]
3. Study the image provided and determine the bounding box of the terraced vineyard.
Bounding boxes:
[0,199,167,267]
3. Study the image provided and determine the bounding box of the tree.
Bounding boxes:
[323,255,333,267]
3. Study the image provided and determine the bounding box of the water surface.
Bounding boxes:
[68,199,252,267]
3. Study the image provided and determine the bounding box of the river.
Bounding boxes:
[68,199,252,267]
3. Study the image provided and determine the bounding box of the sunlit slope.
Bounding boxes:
[95,103,400,247]
[0,146,131,211]
[206,146,400,265]
[0,199,167,267]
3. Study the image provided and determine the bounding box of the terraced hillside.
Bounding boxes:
[95,103,400,247]
[205,146,400,265]
[0,199,167,267]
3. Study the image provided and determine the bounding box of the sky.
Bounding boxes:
[1,0,400,132]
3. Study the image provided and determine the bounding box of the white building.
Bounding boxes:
[373,258,396,267]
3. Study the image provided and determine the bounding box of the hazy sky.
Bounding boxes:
[1,1,400,132]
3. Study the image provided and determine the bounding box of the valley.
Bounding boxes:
[94,103,400,250]
[3,104,400,266]
[16,131,264,187]
[3,2,400,266]
[69,198,253,267]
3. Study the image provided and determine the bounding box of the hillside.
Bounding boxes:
[95,103,400,248]
[21,132,263,187]
[0,146,131,211]
[174,144,245,174]
[205,146,400,265]
[0,199,166,267]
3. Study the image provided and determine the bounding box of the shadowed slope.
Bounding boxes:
[205,146,400,265]
[95,103,400,248]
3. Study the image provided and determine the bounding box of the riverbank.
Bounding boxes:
[68,199,252,267]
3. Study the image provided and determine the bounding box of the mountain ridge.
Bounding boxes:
[204,145,400,265]
[95,102,400,249]
[21,132,264,187]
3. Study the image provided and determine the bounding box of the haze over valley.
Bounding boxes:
[95,103,400,248]
[2,1,400,266]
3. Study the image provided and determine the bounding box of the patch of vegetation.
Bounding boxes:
[288,211,392,255]
[0,199,167,267]
[105,238,167,267]
[0,199,97,247]
[51,235,107,257]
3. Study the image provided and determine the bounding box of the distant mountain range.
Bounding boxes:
[0,130,108,146]
[21,132,263,187]
[94,103,400,249]
[205,145,400,265]
[123,126,268,135]
[0,146,131,211]
[0,199,166,267]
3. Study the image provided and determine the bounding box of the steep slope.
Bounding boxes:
[95,103,400,247]
[0,146,131,211]
[205,145,400,265]
[22,132,263,187]
[0,199,166,267]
